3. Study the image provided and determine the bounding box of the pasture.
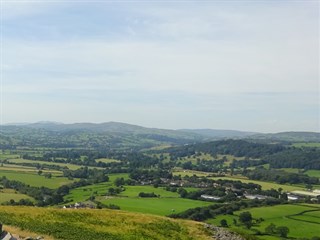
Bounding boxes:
[100,197,212,216]
[95,158,121,163]
[207,204,320,239]
[305,170,320,178]
[64,173,129,202]
[8,158,103,170]
[0,189,34,203]
[292,142,320,148]
[0,169,74,188]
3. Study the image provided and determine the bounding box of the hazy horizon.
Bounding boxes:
[1,1,319,132]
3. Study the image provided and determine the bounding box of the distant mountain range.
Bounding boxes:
[1,121,319,149]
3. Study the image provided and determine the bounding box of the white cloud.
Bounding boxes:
[2,1,319,131]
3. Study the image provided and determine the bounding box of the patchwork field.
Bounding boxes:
[0,189,34,203]
[7,158,104,170]
[0,170,75,188]
[207,204,320,239]
[64,173,130,202]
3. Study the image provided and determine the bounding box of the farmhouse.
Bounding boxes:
[287,195,299,201]
[200,194,221,201]
[244,194,268,200]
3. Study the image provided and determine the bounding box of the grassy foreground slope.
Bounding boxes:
[0,206,212,240]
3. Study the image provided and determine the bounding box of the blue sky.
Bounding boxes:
[1,1,319,132]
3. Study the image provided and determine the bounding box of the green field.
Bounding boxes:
[305,170,320,178]
[8,158,103,170]
[119,186,180,198]
[100,197,212,216]
[0,164,61,174]
[0,189,34,203]
[173,169,211,177]
[64,173,130,202]
[0,170,74,189]
[207,204,320,239]
[292,142,320,148]
[95,158,121,163]
[0,206,211,240]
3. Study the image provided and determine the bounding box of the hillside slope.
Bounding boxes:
[0,206,212,240]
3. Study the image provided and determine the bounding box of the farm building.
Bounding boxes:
[200,194,221,200]
[244,194,268,200]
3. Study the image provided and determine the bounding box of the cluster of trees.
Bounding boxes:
[245,168,319,185]
[181,159,225,172]
[129,169,172,182]
[0,177,63,206]
[263,148,320,170]
[169,198,284,221]
[63,167,109,183]
[138,192,159,198]
[265,223,290,238]
[165,140,285,160]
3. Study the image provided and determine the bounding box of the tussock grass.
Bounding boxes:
[0,206,212,240]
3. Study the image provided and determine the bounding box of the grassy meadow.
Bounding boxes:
[207,204,320,239]
[0,169,74,188]
[0,189,34,203]
[0,206,212,240]
[100,197,212,216]
[7,158,104,170]
[64,173,129,202]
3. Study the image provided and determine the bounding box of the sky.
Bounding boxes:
[1,0,319,132]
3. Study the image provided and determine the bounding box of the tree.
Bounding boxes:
[44,173,52,179]
[276,226,289,238]
[114,177,125,187]
[265,223,276,235]
[220,219,228,227]
[239,211,253,229]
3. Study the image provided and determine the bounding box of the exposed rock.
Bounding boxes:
[204,224,245,240]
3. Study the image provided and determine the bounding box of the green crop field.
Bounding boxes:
[0,206,212,240]
[207,204,320,239]
[0,189,34,203]
[100,197,213,216]
[0,170,75,188]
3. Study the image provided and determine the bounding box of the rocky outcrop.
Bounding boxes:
[204,224,245,240]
